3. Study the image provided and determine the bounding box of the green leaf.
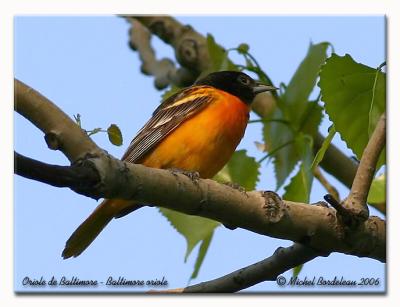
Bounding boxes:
[107,124,123,146]
[172,151,258,279]
[283,134,314,203]
[263,108,298,189]
[214,150,260,191]
[263,42,329,189]
[367,174,385,204]
[159,208,219,278]
[206,33,237,72]
[319,53,386,169]
[207,33,226,71]
[310,125,336,171]
[190,232,213,280]
[299,100,324,138]
[161,84,181,101]
[282,42,329,127]
[293,264,303,277]
[369,63,386,136]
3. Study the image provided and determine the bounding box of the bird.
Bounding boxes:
[62,70,276,259]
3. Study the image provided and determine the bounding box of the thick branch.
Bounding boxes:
[126,15,358,189]
[14,152,100,197]
[14,152,385,262]
[344,113,386,221]
[14,79,101,163]
[14,79,385,262]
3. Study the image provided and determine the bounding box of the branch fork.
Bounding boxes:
[323,113,386,229]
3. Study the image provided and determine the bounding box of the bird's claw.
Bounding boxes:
[169,168,200,183]
[223,181,247,194]
[222,223,237,230]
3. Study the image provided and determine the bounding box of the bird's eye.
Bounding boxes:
[238,75,251,85]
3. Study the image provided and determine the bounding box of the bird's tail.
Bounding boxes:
[62,199,139,259]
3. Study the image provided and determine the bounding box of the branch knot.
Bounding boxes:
[178,38,199,66]
[44,131,62,150]
[262,191,286,223]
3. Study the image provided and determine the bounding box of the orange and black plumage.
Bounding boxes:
[62,71,276,259]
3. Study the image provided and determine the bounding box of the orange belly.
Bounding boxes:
[137,90,250,178]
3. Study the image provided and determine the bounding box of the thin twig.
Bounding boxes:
[344,113,386,222]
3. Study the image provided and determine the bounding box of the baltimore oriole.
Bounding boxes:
[62,71,276,259]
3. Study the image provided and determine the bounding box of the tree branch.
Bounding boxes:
[15,121,329,293]
[127,18,178,89]
[183,243,322,293]
[14,79,101,163]
[344,113,386,222]
[150,243,323,293]
[124,15,207,87]
[14,152,100,198]
[14,79,385,262]
[15,150,385,262]
[131,16,210,76]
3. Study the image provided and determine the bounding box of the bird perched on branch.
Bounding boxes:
[62,70,276,259]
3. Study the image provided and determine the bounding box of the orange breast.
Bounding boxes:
[139,90,250,178]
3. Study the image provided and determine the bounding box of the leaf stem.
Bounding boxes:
[368,65,383,137]
[258,140,295,164]
[86,128,105,136]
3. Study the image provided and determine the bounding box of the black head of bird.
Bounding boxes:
[195,71,277,104]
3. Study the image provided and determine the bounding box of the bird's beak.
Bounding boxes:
[252,83,278,95]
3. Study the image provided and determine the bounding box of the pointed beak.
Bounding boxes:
[252,83,278,95]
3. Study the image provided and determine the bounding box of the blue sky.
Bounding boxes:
[14,16,385,293]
